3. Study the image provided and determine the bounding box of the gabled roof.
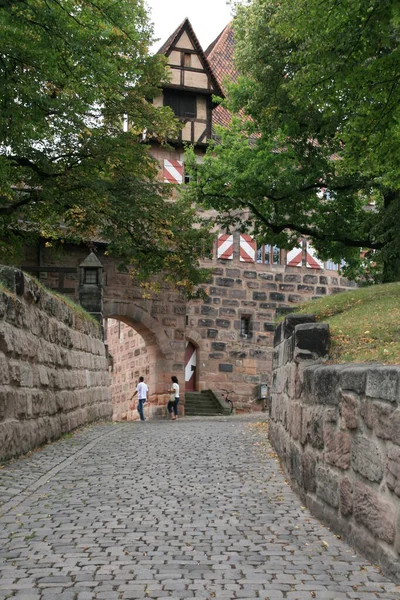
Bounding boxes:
[157,18,224,98]
[206,22,237,127]
[79,252,103,268]
[156,18,187,56]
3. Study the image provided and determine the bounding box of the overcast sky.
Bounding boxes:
[146,0,234,53]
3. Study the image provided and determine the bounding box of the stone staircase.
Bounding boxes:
[184,390,231,416]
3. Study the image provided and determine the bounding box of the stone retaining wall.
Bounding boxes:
[270,314,400,582]
[0,267,112,460]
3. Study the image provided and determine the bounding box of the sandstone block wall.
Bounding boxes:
[21,239,356,414]
[105,318,151,421]
[270,314,400,582]
[183,239,356,410]
[0,267,112,461]
[101,239,357,413]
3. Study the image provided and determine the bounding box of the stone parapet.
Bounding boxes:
[0,267,112,460]
[270,314,400,582]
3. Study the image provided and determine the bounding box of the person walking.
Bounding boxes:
[167,375,180,420]
[130,376,148,421]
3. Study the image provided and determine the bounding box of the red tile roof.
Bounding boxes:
[206,22,237,89]
[206,23,237,128]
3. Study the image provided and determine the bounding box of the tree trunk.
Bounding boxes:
[382,191,400,283]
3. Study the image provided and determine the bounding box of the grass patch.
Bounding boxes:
[22,272,100,328]
[286,282,400,364]
[51,289,100,328]
[0,268,100,330]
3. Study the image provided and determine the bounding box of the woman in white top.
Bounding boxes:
[168,375,180,420]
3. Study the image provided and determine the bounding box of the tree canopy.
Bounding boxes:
[185,0,400,282]
[0,0,212,295]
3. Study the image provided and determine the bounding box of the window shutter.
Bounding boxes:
[217,234,233,260]
[239,234,256,262]
[306,243,324,269]
[163,159,183,184]
[286,245,303,267]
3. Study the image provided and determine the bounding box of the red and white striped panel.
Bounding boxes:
[286,245,303,267]
[163,159,183,184]
[185,341,196,386]
[217,234,233,260]
[239,234,256,262]
[306,243,324,269]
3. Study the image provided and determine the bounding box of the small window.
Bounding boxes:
[180,94,196,118]
[272,245,281,265]
[164,90,196,118]
[240,316,251,337]
[183,52,191,67]
[256,244,271,264]
[325,259,339,271]
[256,244,281,265]
[184,171,191,184]
[84,268,98,284]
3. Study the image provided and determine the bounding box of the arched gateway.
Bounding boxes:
[103,298,185,420]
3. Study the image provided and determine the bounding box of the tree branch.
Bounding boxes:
[7,155,64,178]
[243,200,384,249]
[0,0,26,7]
[0,193,34,215]
[50,0,97,30]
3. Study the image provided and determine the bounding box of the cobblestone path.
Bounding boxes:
[0,416,399,600]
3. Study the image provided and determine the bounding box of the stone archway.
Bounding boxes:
[104,298,186,420]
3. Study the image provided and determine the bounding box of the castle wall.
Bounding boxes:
[0,267,112,461]
[270,314,400,583]
[104,230,356,413]
[183,232,355,409]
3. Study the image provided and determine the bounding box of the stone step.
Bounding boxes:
[185,403,220,411]
[185,398,217,406]
[185,402,220,409]
[185,405,222,412]
[185,411,222,416]
[184,391,224,416]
